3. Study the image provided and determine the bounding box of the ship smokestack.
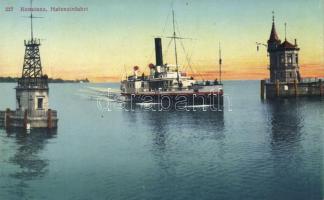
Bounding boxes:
[154,38,163,66]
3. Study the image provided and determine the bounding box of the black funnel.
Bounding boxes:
[154,38,163,66]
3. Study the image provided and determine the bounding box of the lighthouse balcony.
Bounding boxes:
[299,77,324,83]
[24,39,41,46]
[264,77,324,84]
[282,64,299,69]
[17,77,48,89]
[269,65,298,70]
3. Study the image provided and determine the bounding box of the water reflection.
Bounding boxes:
[122,106,226,185]
[5,129,56,199]
[266,99,304,146]
[265,99,324,199]
[123,106,225,152]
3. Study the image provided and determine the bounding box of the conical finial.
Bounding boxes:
[268,11,280,42]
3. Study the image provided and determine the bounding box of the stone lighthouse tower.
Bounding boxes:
[267,13,301,83]
[260,12,323,99]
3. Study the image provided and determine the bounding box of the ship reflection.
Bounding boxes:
[158,110,224,152]
[135,107,225,173]
[5,129,56,198]
[123,106,225,151]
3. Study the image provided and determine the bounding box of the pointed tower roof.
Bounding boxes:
[268,12,280,43]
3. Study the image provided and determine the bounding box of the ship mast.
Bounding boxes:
[172,10,180,84]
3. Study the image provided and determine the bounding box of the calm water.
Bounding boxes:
[0,81,323,200]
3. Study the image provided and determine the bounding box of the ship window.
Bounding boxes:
[37,98,43,109]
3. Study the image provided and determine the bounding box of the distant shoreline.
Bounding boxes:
[0,77,90,83]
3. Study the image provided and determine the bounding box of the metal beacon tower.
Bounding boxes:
[12,0,58,129]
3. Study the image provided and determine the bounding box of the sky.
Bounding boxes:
[0,0,323,82]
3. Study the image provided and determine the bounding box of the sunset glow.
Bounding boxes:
[0,0,323,82]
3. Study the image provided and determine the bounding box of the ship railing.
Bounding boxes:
[144,85,222,93]
[142,87,184,92]
[195,80,222,86]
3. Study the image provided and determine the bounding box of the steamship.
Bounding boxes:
[120,12,223,107]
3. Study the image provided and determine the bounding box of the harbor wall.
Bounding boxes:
[0,111,5,127]
[261,80,323,99]
[0,109,58,129]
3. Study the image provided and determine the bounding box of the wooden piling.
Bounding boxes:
[47,109,52,129]
[260,80,265,99]
[320,79,323,96]
[5,108,11,129]
[275,80,280,97]
[294,79,298,97]
[23,110,28,129]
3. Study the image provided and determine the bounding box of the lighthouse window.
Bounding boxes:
[17,97,21,108]
[280,55,285,63]
[37,98,43,109]
[288,55,292,64]
[296,55,298,63]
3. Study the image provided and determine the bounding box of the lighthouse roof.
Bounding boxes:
[278,40,299,50]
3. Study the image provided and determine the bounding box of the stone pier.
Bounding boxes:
[262,78,324,99]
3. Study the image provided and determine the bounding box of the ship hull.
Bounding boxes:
[121,92,223,107]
